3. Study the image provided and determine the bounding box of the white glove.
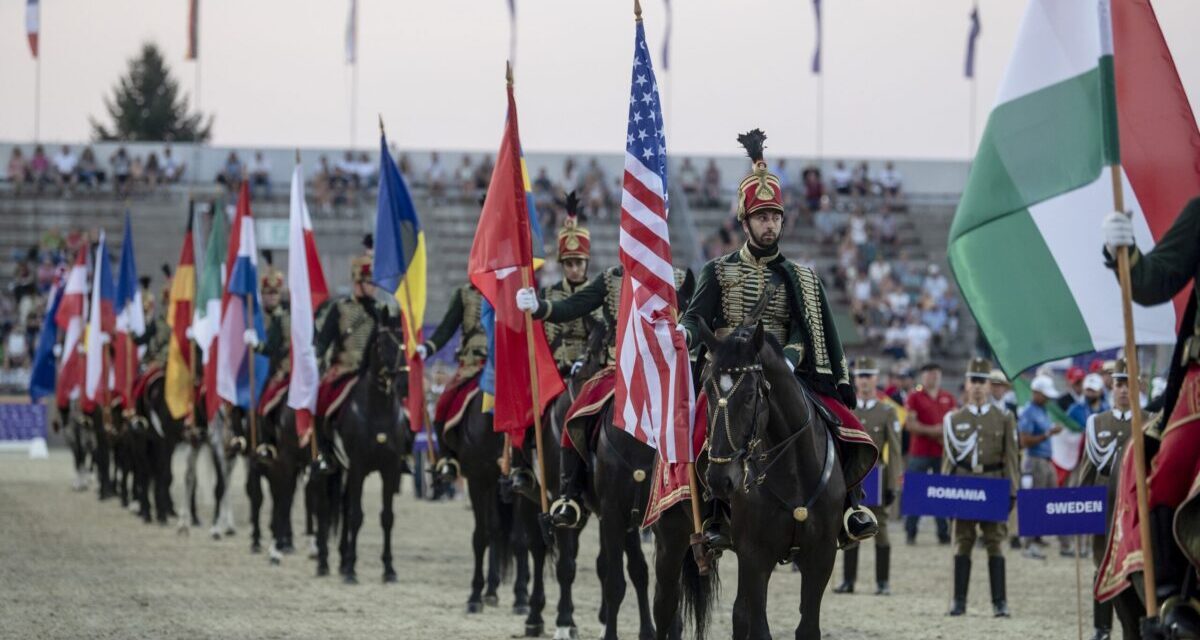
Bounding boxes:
[1102,211,1135,248]
[185,327,195,340]
[415,344,429,360]
[569,360,584,376]
[243,329,260,348]
[515,287,539,313]
[53,344,63,357]
[99,333,111,345]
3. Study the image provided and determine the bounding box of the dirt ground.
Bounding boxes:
[1,449,1095,639]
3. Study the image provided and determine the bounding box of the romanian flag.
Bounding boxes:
[373,132,426,432]
[165,213,197,419]
[468,73,564,447]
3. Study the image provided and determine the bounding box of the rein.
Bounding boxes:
[371,329,407,394]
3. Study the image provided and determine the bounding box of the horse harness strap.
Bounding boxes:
[706,363,764,465]
[778,428,836,564]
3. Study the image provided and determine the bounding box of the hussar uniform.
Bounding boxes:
[423,283,488,477]
[542,199,599,375]
[256,265,291,418]
[314,254,377,421]
[132,279,169,403]
[680,128,878,548]
[1073,359,1137,640]
[835,357,903,595]
[943,357,1020,618]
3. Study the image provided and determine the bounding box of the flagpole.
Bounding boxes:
[245,296,259,456]
[34,55,41,142]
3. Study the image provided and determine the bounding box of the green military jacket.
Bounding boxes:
[315,296,377,374]
[136,313,171,367]
[540,278,599,371]
[681,243,853,405]
[535,266,623,328]
[941,402,1020,496]
[260,303,291,379]
[424,284,488,378]
[854,397,903,494]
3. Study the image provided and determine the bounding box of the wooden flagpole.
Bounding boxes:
[245,296,259,456]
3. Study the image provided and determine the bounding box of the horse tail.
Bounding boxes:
[493,487,515,584]
[680,543,719,640]
[327,471,343,538]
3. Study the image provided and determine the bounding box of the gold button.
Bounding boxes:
[793,507,808,522]
[633,469,646,482]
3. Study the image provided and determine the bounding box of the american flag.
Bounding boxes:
[613,16,694,463]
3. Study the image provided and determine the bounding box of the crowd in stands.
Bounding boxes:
[5,144,188,197]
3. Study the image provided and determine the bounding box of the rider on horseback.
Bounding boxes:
[542,192,598,378]
[312,246,378,472]
[679,129,879,552]
[131,273,170,414]
[252,253,290,460]
[417,282,488,486]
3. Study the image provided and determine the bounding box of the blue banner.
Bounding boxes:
[1017,487,1107,537]
[862,465,882,507]
[900,472,1011,522]
[0,404,47,440]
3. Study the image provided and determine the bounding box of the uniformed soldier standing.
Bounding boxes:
[834,357,903,595]
[943,357,1020,617]
[417,282,488,483]
[1072,358,1137,640]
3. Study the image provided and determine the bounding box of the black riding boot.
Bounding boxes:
[702,500,733,552]
[989,555,1010,617]
[550,447,586,529]
[1151,506,1185,602]
[833,546,858,593]
[876,545,892,595]
[948,555,970,616]
[1089,594,1113,640]
[843,487,879,544]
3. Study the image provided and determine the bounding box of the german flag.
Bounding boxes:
[165,208,196,419]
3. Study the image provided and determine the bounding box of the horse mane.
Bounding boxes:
[709,324,785,371]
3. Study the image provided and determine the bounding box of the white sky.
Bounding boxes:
[2,0,1197,160]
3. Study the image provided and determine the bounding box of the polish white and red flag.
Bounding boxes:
[55,248,89,408]
[613,15,694,463]
[286,162,329,438]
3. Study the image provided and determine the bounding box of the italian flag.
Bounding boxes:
[949,0,1200,377]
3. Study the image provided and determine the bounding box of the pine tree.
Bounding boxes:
[90,43,212,142]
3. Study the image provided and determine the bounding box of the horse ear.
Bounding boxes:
[696,319,719,353]
[752,321,765,352]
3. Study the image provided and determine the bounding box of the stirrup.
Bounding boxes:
[255,443,277,461]
[435,457,460,481]
[843,505,879,542]
[549,497,583,529]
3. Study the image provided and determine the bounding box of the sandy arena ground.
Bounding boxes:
[1,449,1095,639]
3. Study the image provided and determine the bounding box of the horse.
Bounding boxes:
[512,322,609,639]
[57,401,94,492]
[694,320,845,640]
[230,398,307,562]
[177,397,238,539]
[135,373,187,525]
[451,389,528,613]
[308,315,412,583]
[651,502,716,640]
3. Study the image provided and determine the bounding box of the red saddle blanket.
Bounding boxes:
[258,377,289,416]
[434,372,481,432]
[316,371,359,419]
[561,366,617,453]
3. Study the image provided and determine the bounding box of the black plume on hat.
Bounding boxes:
[737,129,767,164]
[138,276,151,290]
[161,263,172,278]
[564,190,582,217]
[362,233,374,250]
[262,249,274,266]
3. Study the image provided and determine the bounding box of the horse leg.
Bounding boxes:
[208,440,230,538]
[512,504,531,615]
[136,435,154,523]
[151,435,172,524]
[732,551,774,640]
[246,460,264,552]
[523,502,547,636]
[181,442,200,530]
[380,468,399,583]
[341,470,365,584]
[793,539,836,640]
[308,473,331,576]
[484,494,503,606]
[624,528,655,640]
[554,527,581,639]
[652,512,689,640]
[599,516,628,640]
[467,481,489,613]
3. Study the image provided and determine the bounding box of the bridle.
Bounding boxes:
[705,362,768,467]
[371,327,407,394]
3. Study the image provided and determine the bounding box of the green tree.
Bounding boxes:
[90,43,212,142]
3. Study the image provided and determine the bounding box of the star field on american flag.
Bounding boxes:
[625,30,669,196]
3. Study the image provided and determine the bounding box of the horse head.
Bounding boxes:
[700,320,772,501]
[364,306,409,401]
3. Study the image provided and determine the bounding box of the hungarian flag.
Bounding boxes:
[374,133,427,433]
[55,249,88,409]
[287,163,328,438]
[948,0,1200,378]
[216,182,268,410]
[468,74,564,447]
[114,213,146,408]
[165,214,197,420]
[196,201,228,419]
[85,232,116,406]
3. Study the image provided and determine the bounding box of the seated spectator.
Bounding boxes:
[877,206,898,245]
[30,145,51,192]
[775,158,794,201]
[852,161,872,196]
[701,159,722,207]
[4,323,30,369]
[52,145,78,192]
[923,264,949,300]
[76,147,103,188]
[313,155,334,213]
[562,157,579,192]
[801,166,824,212]
[161,145,185,183]
[813,196,839,244]
[867,258,892,286]
[6,148,30,189]
[130,155,146,188]
[354,152,376,189]
[144,152,162,187]
[679,158,700,199]
[456,155,475,201]
[533,167,554,194]
[426,151,446,203]
[394,148,412,179]
[904,310,933,365]
[830,160,852,195]
[848,209,869,246]
[111,146,133,194]
[879,161,903,197]
[882,317,908,360]
[473,155,493,191]
[249,151,272,199]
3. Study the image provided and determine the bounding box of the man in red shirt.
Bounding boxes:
[904,362,956,545]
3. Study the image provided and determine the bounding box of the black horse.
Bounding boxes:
[308,315,412,583]
[452,390,529,614]
[57,402,93,492]
[695,321,844,640]
[651,501,716,640]
[135,373,186,525]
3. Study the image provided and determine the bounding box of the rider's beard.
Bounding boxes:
[747,226,780,255]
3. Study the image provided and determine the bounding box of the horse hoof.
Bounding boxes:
[250,542,262,554]
[382,571,398,584]
[224,528,236,537]
[466,601,484,614]
[210,531,221,541]
[553,626,578,640]
[269,556,281,566]
[483,594,499,607]
[342,574,358,585]
[316,564,329,577]
[525,623,544,637]
[512,604,531,616]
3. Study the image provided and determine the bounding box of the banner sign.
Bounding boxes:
[862,465,882,507]
[0,403,47,441]
[900,472,1010,522]
[1017,486,1107,537]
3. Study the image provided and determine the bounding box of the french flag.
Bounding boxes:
[55,248,89,409]
[85,232,117,405]
[114,213,145,407]
[217,183,268,409]
[286,162,328,437]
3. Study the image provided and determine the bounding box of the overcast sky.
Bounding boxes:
[2,0,1197,160]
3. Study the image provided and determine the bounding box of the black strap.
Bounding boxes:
[953,461,1004,474]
